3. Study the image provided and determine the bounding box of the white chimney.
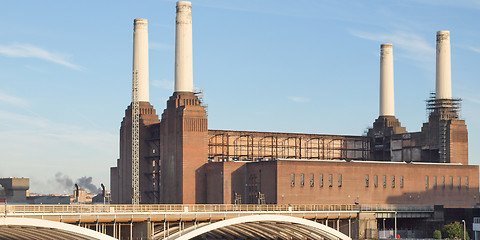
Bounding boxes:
[132,18,149,102]
[435,30,452,99]
[380,44,395,116]
[174,1,194,93]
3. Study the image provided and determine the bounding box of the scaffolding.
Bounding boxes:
[131,71,140,205]
[194,88,208,115]
[425,92,462,163]
[208,130,369,162]
[426,92,462,121]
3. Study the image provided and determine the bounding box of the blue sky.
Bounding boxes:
[0,0,479,194]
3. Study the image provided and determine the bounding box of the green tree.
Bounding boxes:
[442,222,469,240]
[433,230,442,239]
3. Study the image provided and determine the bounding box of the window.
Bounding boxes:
[392,176,395,188]
[450,176,453,189]
[365,175,369,187]
[458,176,461,189]
[425,176,429,189]
[466,176,469,189]
[433,176,437,189]
[383,175,387,188]
[310,174,314,187]
[329,174,333,187]
[320,174,324,187]
[374,175,378,188]
[300,174,305,187]
[291,173,295,187]
[442,176,445,189]
[400,176,404,188]
[338,174,342,187]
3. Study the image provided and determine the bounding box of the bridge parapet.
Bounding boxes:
[359,204,434,212]
[360,204,434,219]
[1,204,358,215]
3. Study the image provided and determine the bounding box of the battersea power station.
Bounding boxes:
[110,1,479,207]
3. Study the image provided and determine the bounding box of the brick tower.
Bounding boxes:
[160,92,208,203]
[421,31,468,165]
[368,44,406,161]
[160,1,208,204]
[110,19,160,204]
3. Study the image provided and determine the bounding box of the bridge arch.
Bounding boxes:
[0,217,116,240]
[164,214,352,240]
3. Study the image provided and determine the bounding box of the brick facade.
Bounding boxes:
[205,160,479,207]
[110,102,160,204]
[160,92,208,204]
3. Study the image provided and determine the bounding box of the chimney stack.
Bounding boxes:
[380,44,395,116]
[435,30,452,99]
[132,18,150,102]
[175,1,194,93]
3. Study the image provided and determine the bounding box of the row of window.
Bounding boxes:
[365,175,404,188]
[290,174,471,190]
[425,176,469,189]
[290,173,342,188]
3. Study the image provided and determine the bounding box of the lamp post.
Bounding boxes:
[383,218,386,238]
[462,220,466,240]
[395,212,397,239]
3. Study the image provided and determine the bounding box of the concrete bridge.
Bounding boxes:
[0,204,433,239]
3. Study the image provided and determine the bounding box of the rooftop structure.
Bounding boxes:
[0,177,29,203]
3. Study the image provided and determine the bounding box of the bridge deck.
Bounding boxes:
[0,204,433,223]
[1,204,360,223]
[0,204,434,239]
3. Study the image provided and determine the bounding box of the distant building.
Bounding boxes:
[92,190,111,204]
[27,195,71,204]
[0,178,29,203]
[73,188,93,204]
[26,190,100,205]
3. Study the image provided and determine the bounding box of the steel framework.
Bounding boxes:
[208,130,369,162]
[131,71,140,204]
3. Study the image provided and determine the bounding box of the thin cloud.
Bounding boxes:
[469,47,480,54]
[0,109,116,150]
[0,110,48,128]
[0,109,116,194]
[0,92,29,107]
[0,43,83,70]
[152,79,174,91]
[350,30,434,62]
[41,129,117,150]
[288,96,309,103]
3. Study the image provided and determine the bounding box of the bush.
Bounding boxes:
[442,222,470,240]
[433,230,442,239]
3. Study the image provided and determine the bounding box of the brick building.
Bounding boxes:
[110,2,478,207]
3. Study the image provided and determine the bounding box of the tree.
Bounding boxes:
[433,230,442,239]
[442,222,469,240]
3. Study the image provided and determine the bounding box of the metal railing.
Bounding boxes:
[359,204,434,212]
[0,204,358,215]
